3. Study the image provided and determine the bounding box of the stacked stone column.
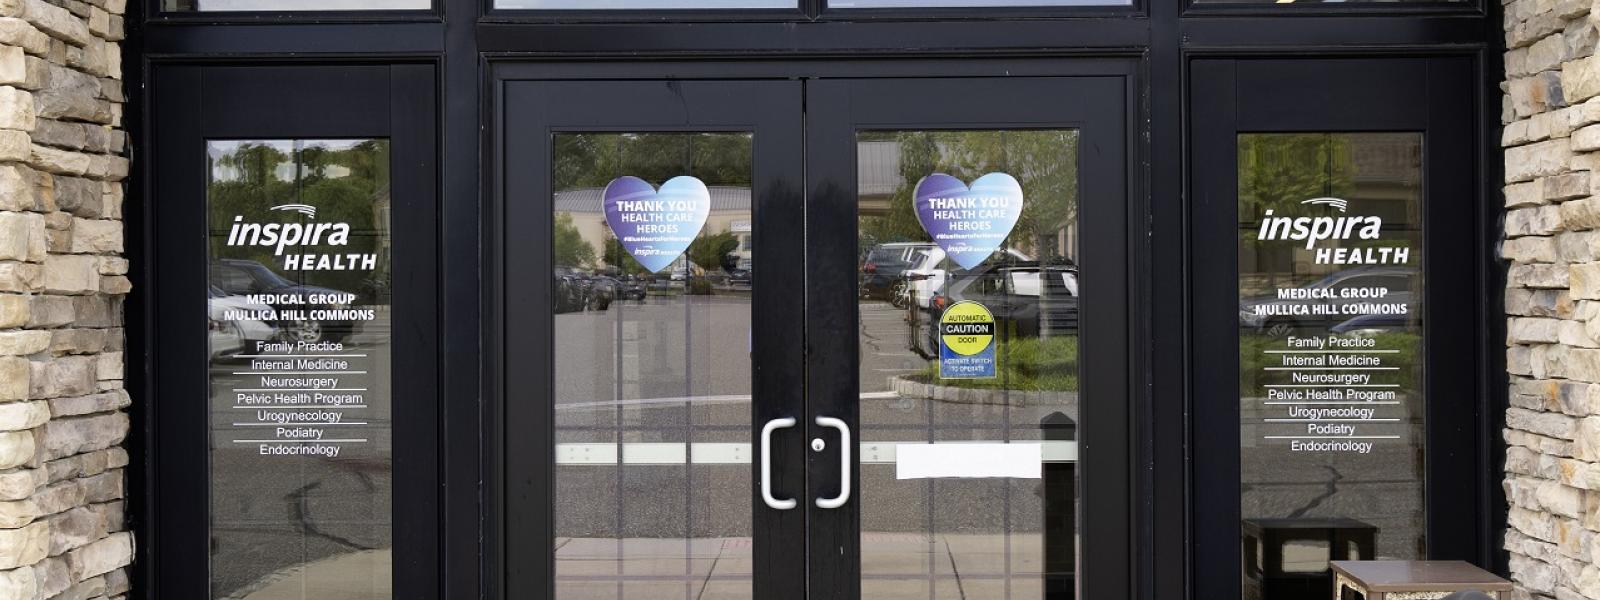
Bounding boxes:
[0,0,130,595]
[1504,1,1600,598]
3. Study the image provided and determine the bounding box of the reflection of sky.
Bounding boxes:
[207,139,368,183]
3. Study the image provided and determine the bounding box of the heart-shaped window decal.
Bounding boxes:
[913,172,1024,270]
[602,175,712,273]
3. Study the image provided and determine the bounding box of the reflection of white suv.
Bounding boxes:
[900,246,1034,309]
[207,285,278,359]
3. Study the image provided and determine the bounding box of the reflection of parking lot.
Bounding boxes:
[553,297,1080,599]
[209,310,393,600]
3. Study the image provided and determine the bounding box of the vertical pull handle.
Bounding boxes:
[761,417,797,510]
[814,416,851,509]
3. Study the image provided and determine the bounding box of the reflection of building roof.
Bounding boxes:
[858,141,901,197]
[553,186,750,212]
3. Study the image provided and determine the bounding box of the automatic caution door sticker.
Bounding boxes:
[938,300,997,379]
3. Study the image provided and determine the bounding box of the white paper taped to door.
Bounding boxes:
[894,443,1042,479]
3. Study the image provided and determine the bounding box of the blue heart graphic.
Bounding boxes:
[603,176,711,273]
[913,172,1024,270]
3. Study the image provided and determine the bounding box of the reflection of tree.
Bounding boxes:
[554,133,753,274]
[859,130,1080,263]
[1238,134,1354,222]
[207,140,389,297]
[602,237,648,276]
[687,229,739,273]
[553,212,594,268]
[860,132,937,255]
[553,133,751,190]
[1237,134,1357,290]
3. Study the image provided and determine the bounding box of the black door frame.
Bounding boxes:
[128,0,1506,594]
[488,59,1139,600]
[1189,55,1491,599]
[803,73,1134,599]
[492,78,807,600]
[144,63,441,598]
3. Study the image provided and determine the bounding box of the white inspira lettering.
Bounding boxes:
[224,206,378,272]
[1253,198,1411,265]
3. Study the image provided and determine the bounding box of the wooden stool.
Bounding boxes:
[1331,560,1513,600]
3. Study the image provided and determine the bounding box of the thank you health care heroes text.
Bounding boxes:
[914,173,1024,270]
[603,175,712,273]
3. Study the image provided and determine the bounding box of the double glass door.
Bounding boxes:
[500,73,1131,600]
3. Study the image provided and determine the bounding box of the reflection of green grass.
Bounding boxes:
[914,335,1080,392]
[1240,331,1421,389]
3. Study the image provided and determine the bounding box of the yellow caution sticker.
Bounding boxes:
[939,300,996,378]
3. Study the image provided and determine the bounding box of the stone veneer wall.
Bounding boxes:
[1504,0,1600,597]
[0,0,130,594]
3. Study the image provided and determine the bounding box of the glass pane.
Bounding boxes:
[1237,133,1425,599]
[206,139,394,599]
[495,0,788,9]
[833,0,1124,8]
[857,130,1080,600]
[1195,0,1460,5]
[166,0,427,11]
[551,132,756,600]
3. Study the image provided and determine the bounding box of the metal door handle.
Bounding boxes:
[761,417,797,510]
[814,416,851,509]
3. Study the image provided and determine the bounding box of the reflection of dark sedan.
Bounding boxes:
[588,275,635,307]
[613,275,647,301]
[909,262,1079,359]
[1240,266,1416,337]
[209,258,359,344]
[555,271,590,313]
[861,242,933,303]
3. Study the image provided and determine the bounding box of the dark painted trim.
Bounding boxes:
[1188,56,1497,600]
[126,0,1502,597]
[143,63,445,598]
[142,23,443,54]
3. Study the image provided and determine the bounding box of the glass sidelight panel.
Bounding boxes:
[1236,133,1426,598]
[164,0,427,12]
[550,132,756,600]
[206,139,394,599]
[857,130,1081,600]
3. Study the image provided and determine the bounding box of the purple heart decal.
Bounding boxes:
[603,175,711,273]
[913,172,1024,270]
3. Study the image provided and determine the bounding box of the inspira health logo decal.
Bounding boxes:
[1255,197,1411,266]
[224,203,378,271]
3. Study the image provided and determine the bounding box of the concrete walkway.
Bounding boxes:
[229,549,391,600]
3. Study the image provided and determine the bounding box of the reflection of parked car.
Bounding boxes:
[861,242,934,304]
[555,272,587,313]
[208,316,241,361]
[669,259,703,282]
[901,246,1034,310]
[615,275,647,301]
[1240,266,1416,337]
[1331,313,1412,337]
[586,274,618,310]
[210,258,359,344]
[727,258,753,287]
[909,262,1079,359]
[208,285,278,352]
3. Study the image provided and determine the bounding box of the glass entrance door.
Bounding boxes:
[499,74,1132,600]
[1189,58,1489,600]
[804,77,1132,600]
[500,79,807,600]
